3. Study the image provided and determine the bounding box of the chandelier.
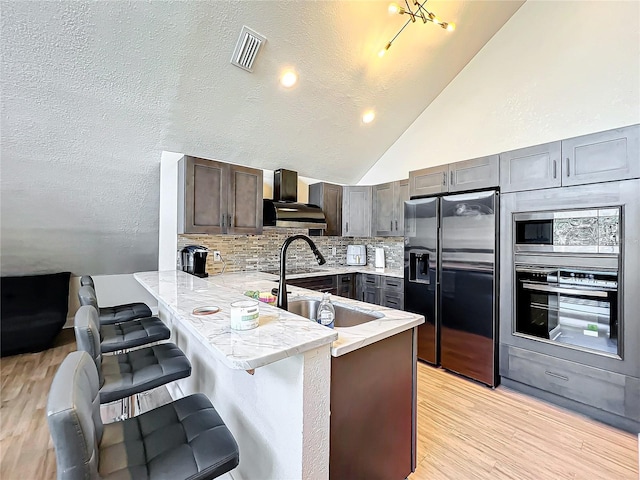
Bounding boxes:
[379,0,455,57]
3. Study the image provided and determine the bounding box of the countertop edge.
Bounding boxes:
[135,271,338,370]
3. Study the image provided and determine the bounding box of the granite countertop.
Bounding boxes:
[135,269,423,370]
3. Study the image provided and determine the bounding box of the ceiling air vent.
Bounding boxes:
[230,26,266,72]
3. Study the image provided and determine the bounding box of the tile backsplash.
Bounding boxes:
[178,228,404,275]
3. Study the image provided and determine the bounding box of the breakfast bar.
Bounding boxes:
[134,269,424,480]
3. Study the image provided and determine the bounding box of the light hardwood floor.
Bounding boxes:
[1,330,637,479]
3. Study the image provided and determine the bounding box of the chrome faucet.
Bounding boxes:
[277,234,326,310]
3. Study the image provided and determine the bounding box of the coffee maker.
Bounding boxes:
[180,245,209,277]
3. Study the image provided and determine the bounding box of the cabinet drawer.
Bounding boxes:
[501,345,635,419]
[287,275,336,293]
[381,292,404,310]
[361,274,380,287]
[382,276,403,293]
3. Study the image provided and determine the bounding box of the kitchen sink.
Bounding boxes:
[287,299,382,327]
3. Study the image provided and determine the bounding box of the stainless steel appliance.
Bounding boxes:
[346,245,366,265]
[404,190,498,386]
[180,245,209,277]
[263,169,328,229]
[511,206,621,357]
[514,264,619,356]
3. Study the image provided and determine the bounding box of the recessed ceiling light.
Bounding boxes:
[280,70,298,88]
[362,110,376,124]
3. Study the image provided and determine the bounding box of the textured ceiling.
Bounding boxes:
[162,0,524,183]
[0,0,523,275]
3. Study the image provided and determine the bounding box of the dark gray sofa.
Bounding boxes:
[1,272,71,357]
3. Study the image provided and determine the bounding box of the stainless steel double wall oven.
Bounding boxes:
[512,209,620,357]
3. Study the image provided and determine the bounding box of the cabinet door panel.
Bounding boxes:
[229,166,263,234]
[373,183,395,236]
[449,154,499,192]
[409,165,448,197]
[323,183,343,236]
[343,186,372,237]
[500,142,562,192]
[563,125,640,186]
[394,179,409,235]
[310,183,343,236]
[179,156,227,234]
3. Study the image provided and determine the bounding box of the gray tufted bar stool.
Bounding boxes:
[47,350,240,480]
[74,305,192,405]
[78,289,170,353]
[80,275,153,325]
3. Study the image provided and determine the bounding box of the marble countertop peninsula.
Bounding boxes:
[135,269,423,369]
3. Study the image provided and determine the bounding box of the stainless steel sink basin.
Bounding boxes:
[287,299,382,327]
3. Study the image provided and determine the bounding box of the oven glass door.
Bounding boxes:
[515,274,619,356]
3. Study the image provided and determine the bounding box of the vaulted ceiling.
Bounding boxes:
[1,0,524,275]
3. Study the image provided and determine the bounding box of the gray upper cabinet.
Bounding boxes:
[309,182,343,236]
[500,124,640,192]
[373,179,409,237]
[500,141,562,193]
[409,164,448,197]
[179,156,263,235]
[342,186,372,237]
[410,155,498,197]
[562,124,639,187]
[448,154,499,193]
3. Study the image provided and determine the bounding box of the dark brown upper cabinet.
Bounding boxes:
[309,182,343,236]
[178,156,263,235]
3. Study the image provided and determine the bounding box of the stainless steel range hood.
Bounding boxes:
[263,169,327,229]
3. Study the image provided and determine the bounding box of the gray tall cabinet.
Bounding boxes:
[498,123,640,432]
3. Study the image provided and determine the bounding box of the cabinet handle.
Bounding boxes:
[553,160,557,179]
[566,158,570,177]
[390,220,393,231]
[346,222,349,233]
[228,215,232,228]
[545,370,569,382]
[442,172,446,186]
[450,171,454,186]
[395,220,398,230]
[222,214,226,228]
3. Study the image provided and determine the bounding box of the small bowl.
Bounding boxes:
[192,306,221,316]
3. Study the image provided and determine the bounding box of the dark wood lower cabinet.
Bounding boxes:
[330,328,416,480]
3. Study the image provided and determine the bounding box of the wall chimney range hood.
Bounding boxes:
[263,169,327,229]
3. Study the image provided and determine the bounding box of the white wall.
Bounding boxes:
[359,1,640,184]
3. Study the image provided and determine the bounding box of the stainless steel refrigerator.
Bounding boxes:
[404,190,498,387]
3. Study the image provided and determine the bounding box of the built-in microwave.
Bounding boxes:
[514,208,620,254]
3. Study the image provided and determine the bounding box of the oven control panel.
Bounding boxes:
[516,265,618,289]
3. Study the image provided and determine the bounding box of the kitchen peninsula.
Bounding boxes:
[134,269,424,480]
